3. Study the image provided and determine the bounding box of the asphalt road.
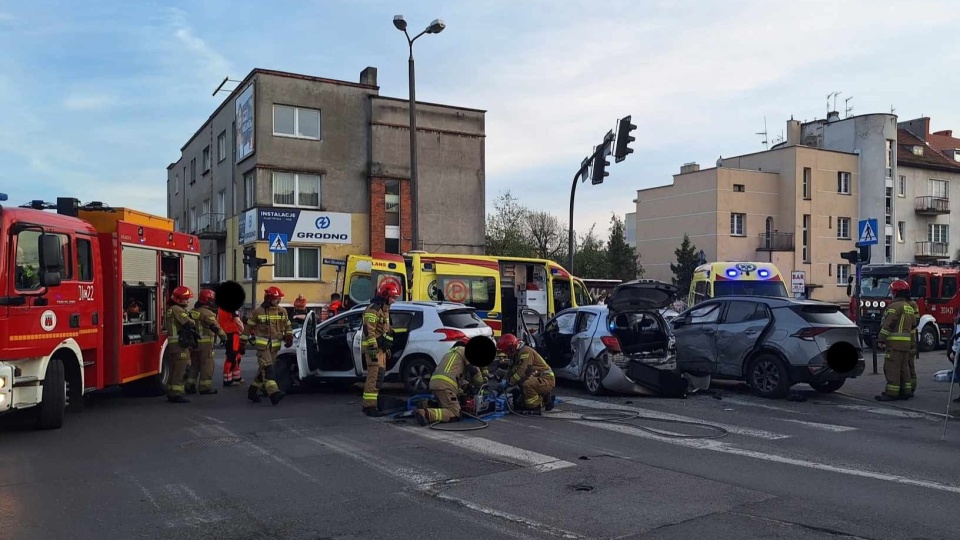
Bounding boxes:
[3,353,960,540]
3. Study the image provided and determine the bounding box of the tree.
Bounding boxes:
[485,191,533,257]
[526,210,566,261]
[573,225,609,279]
[606,214,640,281]
[670,234,699,300]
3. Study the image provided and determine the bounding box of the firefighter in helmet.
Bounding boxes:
[496,333,556,415]
[242,286,293,405]
[876,279,919,401]
[360,281,401,416]
[415,336,496,426]
[186,288,226,395]
[165,286,198,403]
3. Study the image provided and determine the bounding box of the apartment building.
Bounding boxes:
[635,145,859,304]
[167,67,486,307]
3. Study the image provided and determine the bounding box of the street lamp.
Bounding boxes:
[393,15,445,251]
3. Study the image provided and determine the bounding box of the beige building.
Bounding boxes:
[635,146,860,304]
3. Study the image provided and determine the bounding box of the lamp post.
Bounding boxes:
[393,15,445,252]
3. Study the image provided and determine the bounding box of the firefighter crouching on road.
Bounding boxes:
[415,336,496,426]
[242,286,293,405]
[165,286,199,404]
[218,305,245,386]
[876,279,918,401]
[360,282,401,416]
[186,289,227,395]
[496,334,556,415]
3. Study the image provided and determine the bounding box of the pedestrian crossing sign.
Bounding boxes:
[857,219,878,246]
[268,233,288,253]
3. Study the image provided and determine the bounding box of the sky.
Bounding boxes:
[1,0,959,238]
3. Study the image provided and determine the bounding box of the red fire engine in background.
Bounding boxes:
[0,196,200,430]
[850,263,960,352]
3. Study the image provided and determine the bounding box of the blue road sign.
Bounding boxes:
[858,219,878,246]
[268,233,288,253]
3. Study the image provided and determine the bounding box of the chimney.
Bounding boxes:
[786,117,801,145]
[360,66,378,87]
[680,162,700,174]
[826,111,840,123]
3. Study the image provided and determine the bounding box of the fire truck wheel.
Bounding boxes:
[36,358,66,430]
[919,325,938,353]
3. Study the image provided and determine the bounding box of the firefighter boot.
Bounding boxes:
[415,409,430,426]
[168,395,190,404]
[544,393,556,412]
[199,388,219,395]
[247,385,262,403]
[270,391,285,406]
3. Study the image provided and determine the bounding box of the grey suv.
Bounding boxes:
[670,296,864,398]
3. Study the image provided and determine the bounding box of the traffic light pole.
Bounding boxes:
[568,141,612,273]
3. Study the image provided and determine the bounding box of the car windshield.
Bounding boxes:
[714,281,789,298]
[860,275,905,298]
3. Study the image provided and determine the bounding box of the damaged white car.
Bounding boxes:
[523,280,685,396]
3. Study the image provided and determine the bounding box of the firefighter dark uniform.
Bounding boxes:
[165,286,197,404]
[418,345,487,424]
[497,334,556,413]
[877,280,918,401]
[361,282,400,416]
[243,286,293,405]
[186,289,226,395]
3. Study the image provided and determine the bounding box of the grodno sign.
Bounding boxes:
[239,208,352,245]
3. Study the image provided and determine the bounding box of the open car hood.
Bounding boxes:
[607,280,678,312]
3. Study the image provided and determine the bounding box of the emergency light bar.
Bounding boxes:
[0,193,7,201]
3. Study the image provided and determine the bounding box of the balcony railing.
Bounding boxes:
[915,196,950,214]
[915,241,950,259]
[197,213,226,239]
[756,232,795,251]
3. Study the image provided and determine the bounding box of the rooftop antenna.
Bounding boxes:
[756,116,769,150]
[891,104,896,115]
[844,96,854,118]
[826,92,836,116]
[212,76,241,97]
[832,91,841,113]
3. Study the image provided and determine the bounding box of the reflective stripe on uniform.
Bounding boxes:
[362,392,378,400]
[431,374,457,388]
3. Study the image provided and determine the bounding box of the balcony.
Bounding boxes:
[756,232,795,251]
[915,241,950,259]
[197,213,226,239]
[915,196,950,215]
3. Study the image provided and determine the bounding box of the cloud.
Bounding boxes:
[63,93,114,111]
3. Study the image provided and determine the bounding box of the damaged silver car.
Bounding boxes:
[523,280,682,396]
[670,296,865,398]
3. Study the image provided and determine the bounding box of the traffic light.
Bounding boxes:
[840,250,859,265]
[242,246,267,269]
[614,115,636,163]
[591,133,614,185]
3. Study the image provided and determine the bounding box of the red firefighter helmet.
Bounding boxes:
[264,286,284,301]
[496,333,521,356]
[198,288,216,305]
[377,281,401,300]
[889,279,910,296]
[171,286,193,304]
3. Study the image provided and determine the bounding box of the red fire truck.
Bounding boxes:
[0,197,200,430]
[850,263,960,352]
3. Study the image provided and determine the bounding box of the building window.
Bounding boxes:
[837,172,851,194]
[272,172,321,207]
[190,158,197,183]
[930,179,949,199]
[898,175,906,197]
[885,187,893,226]
[202,255,212,283]
[273,247,320,280]
[802,167,811,199]
[273,105,321,140]
[897,221,905,243]
[174,174,180,194]
[243,249,252,281]
[837,217,851,239]
[837,264,850,285]
[802,214,810,263]
[216,190,225,216]
[201,201,210,229]
[733,184,745,192]
[885,235,892,263]
[385,180,400,227]
[217,131,227,162]
[183,166,187,186]
[202,146,211,173]
[730,213,745,236]
[885,139,894,179]
[189,207,197,233]
[218,252,226,282]
[929,223,949,244]
[244,171,255,209]
[385,238,401,254]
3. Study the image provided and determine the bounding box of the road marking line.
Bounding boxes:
[397,492,544,540]
[837,404,934,419]
[560,396,790,440]
[779,419,857,432]
[570,419,960,495]
[393,424,576,472]
[720,397,805,414]
[161,483,228,527]
[316,434,449,486]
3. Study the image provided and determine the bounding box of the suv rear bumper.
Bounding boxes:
[790,359,866,384]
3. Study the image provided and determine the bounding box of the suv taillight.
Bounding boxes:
[435,328,468,342]
[600,335,621,353]
[793,327,830,341]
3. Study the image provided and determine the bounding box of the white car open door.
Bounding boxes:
[296,311,318,377]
